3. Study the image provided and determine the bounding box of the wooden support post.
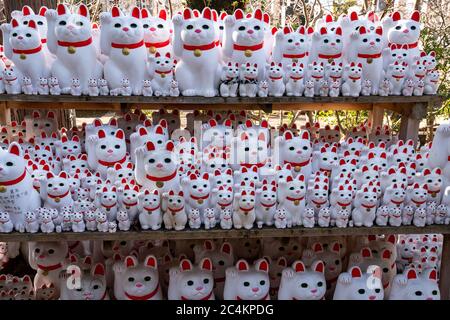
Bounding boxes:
[0,102,11,125]
[440,234,450,300]
[369,104,384,130]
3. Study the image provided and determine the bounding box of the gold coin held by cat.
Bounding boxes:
[42,270,49,276]
[156,181,164,188]
[68,46,76,54]
[20,54,26,60]
[244,49,252,57]
[0,186,6,193]
[194,49,202,57]
[149,46,157,54]
[122,48,130,56]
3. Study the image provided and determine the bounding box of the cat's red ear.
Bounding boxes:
[78,4,89,18]
[350,266,362,278]
[145,255,157,268]
[93,263,105,276]
[11,19,19,28]
[57,3,68,16]
[159,9,168,20]
[180,259,193,271]
[125,256,137,268]
[8,143,21,156]
[237,259,249,271]
[200,258,213,271]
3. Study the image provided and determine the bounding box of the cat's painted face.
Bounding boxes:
[20,6,48,40]
[195,241,234,284]
[280,260,326,300]
[45,171,70,196]
[122,255,159,298]
[54,4,92,43]
[392,269,439,300]
[282,175,306,198]
[63,154,88,175]
[281,130,312,162]
[139,189,160,207]
[310,62,324,75]
[212,168,233,188]
[241,63,258,78]
[348,62,363,76]
[141,8,172,43]
[30,241,67,267]
[232,9,265,46]
[311,242,342,280]
[387,11,421,45]
[180,8,216,45]
[95,129,126,162]
[108,7,143,44]
[314,26,343,56]
[223,62,240,77]
[8,18,41,50]
[98,186,117,206]
[279,26,309,53]
[0,143,26,181]
[65,264,107,300]
[420,51,436,70]
[28,111,58,137]
[356,26,383,54]
[120,184,139,205]
[143,140,177,176]
[229,259,270,300]
[58,134,81,157]
[173,258,214,300]
[336,266,384,300]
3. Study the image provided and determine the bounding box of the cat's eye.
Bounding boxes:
[128,277,134,282]
[259,280,265,285]
[317,281,323,287]
[12,32,18,37]
[218,260,224,266]
[186,25,193,30]
[100,145,106,149]
[144,276,151,281]
[375,288,381,293]
[59,21,67,26]
[415,290,423,296]
[6,161,13,166]
[48,249,54,254]
[411,26,416,30]
[358,289,365,294]
[35,248,40,253]
[76,288,82,292]
[301,283,308,288]
[243,281,250,287]
[203,278,209,284]
[37,21,43,26]
[75,21,83,26]
[130,23,137,28]
[93,285,99,290]
[395,26,401,30]
[114,144,120,149]
[202,24,209,30]
[324,39,329,43]
[432,290,438,295]
[254,25,260,30]
[187,280,194,286]
[148,159,155,163]
[114,23,121,28]
[26,33,32,38]
[164,158,171,163]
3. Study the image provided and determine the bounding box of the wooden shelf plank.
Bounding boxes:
[0,225,448,242]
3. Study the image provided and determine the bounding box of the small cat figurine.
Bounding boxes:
[361,79,372,96]
[219,62,239,97]
[98,78,109,96]
[285,62,305,96]
[341,62,362,97]
[120,78,132,96]
[138,189,162,230]
[150,52,175,97]
[87,78,99,96]
[266,62,285,97]
[22,76,33,95]
[70,78,82,96]
[169,79,180,97]
[48,77,61,95]
[38,77,49,95]
[162,190,186,231]
[402,78,414,96]
[239,63,259,97]
[257,80,268,97]
[142,79,153,96]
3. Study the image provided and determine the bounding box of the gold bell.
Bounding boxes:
[328,58,333,63]
[194,49,202,57]
[367,58,373,64]
[198,199,204,205]
[149,46,157,54]
[366,208,371,212]
[160,73,166,78]
[294,200,300,206]
[122,48,130,56]
[42,270,49,276]
[0,186,6,193]
[294,166,301,172]
[292,58,299,63]
[19,54,26,60]
[67,46,76,54]
[156,181,164,188]
[55,197,61,203]
[244,49,253,58]
[126,206,130,210]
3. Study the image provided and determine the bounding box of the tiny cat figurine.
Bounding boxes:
[172,8,221,97]
[113,255,162,300]
[204,208,216,229]
[255,182,277,228]
[307,62,324,95]
[98,78,109,95]
[24,210,40,233]
[304,80,315,97]
[100,6,146,95]
[341,62,362,97]
[220,209,233,229]
[45,4,102,94]
[96,210,109,232]
[274,208,290,228]
[168,258,215,300]
[239,63,259,97]
[138,189,162,230]
[188,208,202,229]
[162,190,186,231]
[142,79,153,96]
[224,259,270,300]
[361,79,372,96]
[169,79,180,97]
[2,65,21,94]
[352,185,378,227]
[70,78,82,96]
[413,207,427,227]
[0,212,14,233]
[402,78,414,96]
[257,80,268,97]
[318,207,331,227]
[319,79,329,97]
[219,62,239,97]
[387,61,407,95]
[38,77,49,95]
[285,62,305,96]
[233,189,256,229]
[302,207,316,228]
[266,62,285,97]
[278,260,326,300]
[116,210,130,231]
[424,69,439,95]
[71,211,85,232]
[150,52,175,96]
[87,78,99,96]
[413,79,425,96]
[48,77,61,95]
[22,76,33,95]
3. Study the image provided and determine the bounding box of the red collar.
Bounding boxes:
[233,42,264,52]
[239,206,254,213]
[41,39,47,44]
[357,52,382,59]
[169,206,184,214]
[411,199,426,206]
[191,194,209,201]
[415,74,425,79]
[0,169,27,186]
[47,189,70,199]
[318,52,341,59]
[58,37,93,48]
[124,283,160,300]
[145,38,170,49]
[312,199,327,206]
[37,263,62,272]
[244,76,257,81]
[261,202,276,208]
[284,159,310,167]
[240,162,265,168]
[218,201,232,207]
[112,39,144,50]
[181,290,213,300]
[283,52,307,59]
[183,42,216,51]
[329,75,341,80]
[102,202,117,209]
[429,79,439,83]
[269,76,283,81]
[144,205,160,212]
[146,170,177,182]
[13,44,42,55]
[337,201,351,207]
[237,292,269,300]
[311,75,323,79]
[122,201,137,207]
[287,195,305,202]
[392,75,404,79]
[389,41,418,49]
[362,203,376,209]
[391,199,403,205]
[98,155,127,167]
[349,76,361,81]
[155,69,172,75]
[290,76,304,81]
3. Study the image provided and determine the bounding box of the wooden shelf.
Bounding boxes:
[0,225,448,242]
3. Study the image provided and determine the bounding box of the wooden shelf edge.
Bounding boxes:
[1,225,448,242]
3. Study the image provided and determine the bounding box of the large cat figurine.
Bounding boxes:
[60,263,108,300]
[1,18,50,90]
[223,9,268,81]
[0,143,40,231]
[100,6,146,95]
[310,26,343,67]
[383,11,421,60]
[172,8,220,96]
[141,8,173,59]
[272,26,311,70]
[45,4,102,94]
